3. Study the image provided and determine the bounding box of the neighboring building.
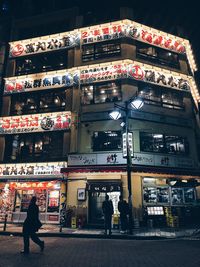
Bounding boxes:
[0,6,200,228]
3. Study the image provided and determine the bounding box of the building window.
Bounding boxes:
[143,178,196,206]
[82,42,121,62]
[136,42,180,69]
[138,83,184,110]
[92,131,122,151]
[140,132,189,155]
[81,81,122,104]
[4,132,64,163]
[10,89,71,115]
[15,50,68,75]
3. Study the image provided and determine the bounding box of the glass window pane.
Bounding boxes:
[143,187,157,203]
[157,187,169,203]
[94,82,121,103]
[92,131,121,151]
[184,188,195,203]
[81,85,94,104]
[171,188,184,204]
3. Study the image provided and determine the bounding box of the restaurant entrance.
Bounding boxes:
[88,181,121,226]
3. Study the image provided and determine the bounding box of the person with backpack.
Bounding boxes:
[102,194,114,235]
[118,195,129,234]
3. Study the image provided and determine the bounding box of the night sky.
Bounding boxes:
[1,0,200,75]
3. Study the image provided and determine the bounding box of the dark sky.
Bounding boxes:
[1,0,200,72]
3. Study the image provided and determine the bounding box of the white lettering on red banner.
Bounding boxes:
[0,112,71,134]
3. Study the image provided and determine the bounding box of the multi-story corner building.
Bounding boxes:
[0,6,200,228]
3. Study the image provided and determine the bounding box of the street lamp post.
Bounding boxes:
[109,96,143,234]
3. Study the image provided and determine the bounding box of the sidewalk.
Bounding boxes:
[0,223,198,240]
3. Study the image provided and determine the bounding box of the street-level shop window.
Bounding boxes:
[143,178,196,206]
[140,132,189,155]
[82,42,121,62]
[81,81,121,104]
[92,131,122,151]
[138,83,184,110]
[13,183,60,214]
[15,50,68,76]
[4,132,64,163]
[136,42,180,69]
[10,89,70,115]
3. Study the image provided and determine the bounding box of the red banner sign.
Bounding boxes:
[0,112,71,134]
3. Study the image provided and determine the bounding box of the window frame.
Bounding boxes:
[140,132,189,155]
[138,82,185,110]
[81,81,122,105]
[82,41,121,62]
[92,130,122,152]
[136,41,180,69]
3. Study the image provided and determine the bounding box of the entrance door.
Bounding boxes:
[89,191,120,226]
[89,192,105,225]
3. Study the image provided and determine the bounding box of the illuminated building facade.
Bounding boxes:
[0,7,200,227]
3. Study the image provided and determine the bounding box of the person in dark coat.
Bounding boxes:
[102,194,114,235]
[118,195,128,234]
[21,196,44,254]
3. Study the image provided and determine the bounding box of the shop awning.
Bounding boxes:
[86,180,122,192]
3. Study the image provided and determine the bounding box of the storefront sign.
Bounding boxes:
[9,31,80,57]
[133,153,194,168]
[68,154,97,166]
[80,62,191,91]
[4,69,79,94]
[8,20,196,72]
[0,162,67,177]
[0,111,71,134]
[9,181,59,190]
[81,21,186,54]
[80,64,127,83]
[87,182,121,192]
[4,60,192,95]
[127,23,185,53]
[81,23,125,44]
[68,152,194,169]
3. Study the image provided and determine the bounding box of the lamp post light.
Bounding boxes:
[109,96,143,234]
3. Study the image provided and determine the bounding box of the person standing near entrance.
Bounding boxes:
[102,194,114,235]
[21,196,44,254]
[118,195,128,234]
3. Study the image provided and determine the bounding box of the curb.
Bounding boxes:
[0,231,170,240]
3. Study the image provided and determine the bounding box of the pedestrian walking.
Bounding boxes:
[102,194,114,235]
[118,196,128,234]
[21,196,44,254]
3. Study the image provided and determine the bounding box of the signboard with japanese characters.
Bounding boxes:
[9,31,80,58]
[0,162,67,177]
[8,20,196,73]
[9,20,187,58]
[4,61,192,95]
[4,69,79,94]
[80,61,191,91]
[81,21,186,55]
[0,111,71,134]
[68,152,194,169]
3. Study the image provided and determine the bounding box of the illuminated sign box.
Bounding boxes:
[4,68,79,94]
[0,111,71,134]
[0,162,67,177]
[4,60,191,94]
[8,19,197,72]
